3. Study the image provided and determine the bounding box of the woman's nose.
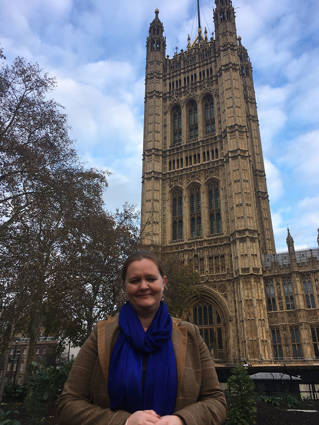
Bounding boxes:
[139,278,149,288]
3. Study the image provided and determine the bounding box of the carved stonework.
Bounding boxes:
[141,5,319,367]
[204,168,219,180]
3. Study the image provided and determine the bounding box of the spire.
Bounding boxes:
[147,9,165,57]
[188,0,206,47]
[317,228,319,247]
[197,0,202,40]
[149,8,164,35]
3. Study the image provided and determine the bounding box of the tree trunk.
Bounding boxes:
[0,349,9,402]
[23,307,41,384]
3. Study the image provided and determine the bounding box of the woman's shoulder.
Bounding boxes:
[172,317,199,336]
[97,314,119,333]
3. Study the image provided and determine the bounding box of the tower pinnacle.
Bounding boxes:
[213,0,237,41]
[147,8,165,56]
[286,228,295,253]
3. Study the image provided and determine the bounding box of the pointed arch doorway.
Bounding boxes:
[184,286,230,363]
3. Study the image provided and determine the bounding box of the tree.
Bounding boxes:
[159,252,201,318]
[0,165,108,382]
[0,52,76,234]
[0,48,141,398]
[226,366,257,425]
[49,203,140,347]
[0,49,130,392]
[0,49,82,390]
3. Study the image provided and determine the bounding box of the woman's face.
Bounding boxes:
[124,258,167,317]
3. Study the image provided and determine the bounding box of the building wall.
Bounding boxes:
[141,1,319,368]
[264,248,319,363]
[5,336,57,385]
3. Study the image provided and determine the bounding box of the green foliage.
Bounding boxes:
[258,393,300,409]
[226,366,257,425]
[160,253,201,317]
[0,408,21,425]
[24,360,72,412]
[258,394,281,406]
[0,47,140,389]
[285,393,300,408]
[3,383,26,402]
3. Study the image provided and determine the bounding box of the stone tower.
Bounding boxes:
[141,0,276,365]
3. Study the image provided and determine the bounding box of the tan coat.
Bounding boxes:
[58,316,227,425]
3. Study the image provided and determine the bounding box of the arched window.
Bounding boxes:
[172,189,183,241]
[190,185,201,237]
[172,106,182,145]
[208,180,222,234]
[204,95,215,135]
[186,302,226,361]
[303,276,316,308]
[188,101,198,139]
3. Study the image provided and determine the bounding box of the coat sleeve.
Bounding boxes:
[174,325,227,425]
[58,328,130,425]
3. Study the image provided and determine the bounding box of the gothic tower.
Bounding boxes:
[141,0,276,365]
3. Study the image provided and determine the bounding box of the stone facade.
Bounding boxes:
[141,1,319,370]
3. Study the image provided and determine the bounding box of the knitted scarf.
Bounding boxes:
[108,301,177,416]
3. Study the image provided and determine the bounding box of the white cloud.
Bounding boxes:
[297,197,319,232]
[256,85,289,154]
[54,75,143,151]
[280,130,319,186]
[264,159,284,202]
[299,196,319,211]
[0,0,318,249]
[272,195,319,251]
[271,212,284,234]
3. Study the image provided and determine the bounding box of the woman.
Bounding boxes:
[58,250,227,425]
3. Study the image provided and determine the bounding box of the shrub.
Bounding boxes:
[258,393,300,409]
[3,383,26,402]
[0,408,21,425]
[24,360,72,413]
[226,366,257,425]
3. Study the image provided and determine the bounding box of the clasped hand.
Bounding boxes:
[127,410,183,425]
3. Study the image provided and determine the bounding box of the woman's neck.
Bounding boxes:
[137,310,156,331]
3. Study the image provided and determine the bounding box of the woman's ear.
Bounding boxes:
[163,275,167,287]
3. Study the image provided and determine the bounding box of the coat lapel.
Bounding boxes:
[97,316,119,384]
[172,318,188,402]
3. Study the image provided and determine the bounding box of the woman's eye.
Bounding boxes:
[129,279,139,284]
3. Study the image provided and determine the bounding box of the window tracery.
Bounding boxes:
[172,189,183,241]
[303,276,316,308]
[172,105,182,145]
[189,185,201,238]
[208,180,222,234]
[188,101,198,139]
[186,302,226,361]
[203,95,215,135]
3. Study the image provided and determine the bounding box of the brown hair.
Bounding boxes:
[121,250,165,282]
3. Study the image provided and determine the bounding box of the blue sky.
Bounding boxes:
[0,0,318,252]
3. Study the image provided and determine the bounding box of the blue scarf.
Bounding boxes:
[108,302,177,416]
